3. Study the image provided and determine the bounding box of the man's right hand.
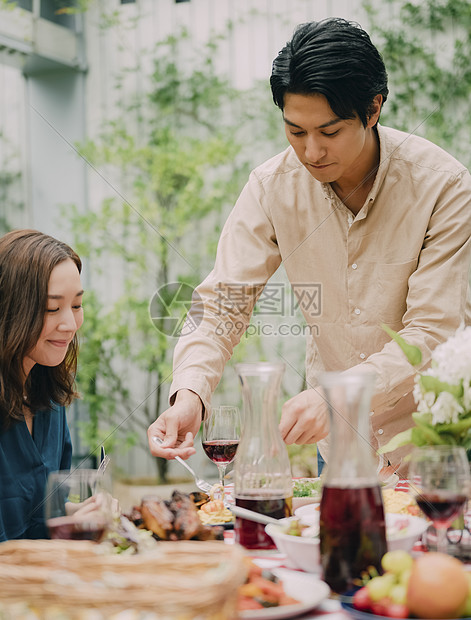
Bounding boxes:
[147,389,203,460]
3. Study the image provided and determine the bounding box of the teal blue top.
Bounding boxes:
[0,404,72,541]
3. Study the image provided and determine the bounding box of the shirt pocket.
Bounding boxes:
[373,259,418,324]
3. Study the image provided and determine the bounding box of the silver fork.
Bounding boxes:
[152,436,212,494]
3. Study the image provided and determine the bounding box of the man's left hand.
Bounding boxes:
[280,388,329,444]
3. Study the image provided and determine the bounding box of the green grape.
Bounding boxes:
[366,574,396,601]
[389,584,407,605]
[381,550,413,576]
[399,568,412,586]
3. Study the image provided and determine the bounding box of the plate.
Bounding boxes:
[239,567,330,620]
[341,600,471,620]
[208,520,234,529]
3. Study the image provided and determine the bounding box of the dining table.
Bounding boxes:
[222,479,444,620]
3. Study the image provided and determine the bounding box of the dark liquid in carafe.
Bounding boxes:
[320,484,387,594]
[234,496,292,549]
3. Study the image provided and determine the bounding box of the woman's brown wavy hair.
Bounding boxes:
[0,229,82,429]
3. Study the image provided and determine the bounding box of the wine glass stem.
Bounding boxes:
[217,464,226,488]
[436,526,448,554]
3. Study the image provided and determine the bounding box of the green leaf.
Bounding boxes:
[412,415,444,444]
[419,375,463,399]
[438,417,471,435]
[378,428,413,453]
[381,324,422,366]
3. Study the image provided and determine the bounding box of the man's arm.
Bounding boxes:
[148,173,282,458]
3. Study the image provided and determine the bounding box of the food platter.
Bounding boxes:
[240,567,330,620]
[341,600,471,620]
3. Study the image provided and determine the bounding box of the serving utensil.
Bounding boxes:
[152,436,212,493]
[229,505,282,525]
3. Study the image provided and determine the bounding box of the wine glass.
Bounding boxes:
[408,445,470,554]
[45,469,113,542]
[202,405,241,489]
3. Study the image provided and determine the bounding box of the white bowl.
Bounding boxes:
[386,512,428,552]
[265,518,321,574]
[266,512,428,572]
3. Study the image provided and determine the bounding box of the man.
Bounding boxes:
[148,18,471,473]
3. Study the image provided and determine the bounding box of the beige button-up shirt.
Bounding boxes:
[170,125,471,466]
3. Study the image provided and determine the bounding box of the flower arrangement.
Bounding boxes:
[379,324,471,454]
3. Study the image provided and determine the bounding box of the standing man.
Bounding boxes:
[148,18,471,472]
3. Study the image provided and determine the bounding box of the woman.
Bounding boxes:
[0,229,84,540]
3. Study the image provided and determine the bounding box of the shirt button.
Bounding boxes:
[352,263,358,270]
[359,353,366,359]
[354,308,361,315]
[378,428,384,435]
[370,411,374,417]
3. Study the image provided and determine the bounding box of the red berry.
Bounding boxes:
[353,587,372,612]
[384,603,410,619]
[371,598,392,616]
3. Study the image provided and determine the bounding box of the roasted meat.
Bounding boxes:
[129,491,224,541]
[169,490,204,540]
[140,496,174,540]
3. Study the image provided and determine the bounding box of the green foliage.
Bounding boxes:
[0,131,24,234]
[66,28,279,482]
[364,0,471,167]
[381,324,422,366]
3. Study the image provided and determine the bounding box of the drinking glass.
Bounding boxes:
[45,469,113,542]
[202,405,241,488]
[408,445,470,554]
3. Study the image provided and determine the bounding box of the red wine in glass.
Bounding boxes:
[234,495,292,549]
[320,484,387,594]
[202,439,239,464]
[409,446,471,554]
[415,492,467,527]
[47,516,106,542]
[202,406,241,488]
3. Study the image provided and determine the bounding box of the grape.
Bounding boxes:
[389,584,407,605]
[399,568,411,586]
[381,550,413,576]
[353,587,372,611]
[366,574,396,601]
[384,602,410,618]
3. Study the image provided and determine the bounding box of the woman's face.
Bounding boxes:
[23,258,84,376]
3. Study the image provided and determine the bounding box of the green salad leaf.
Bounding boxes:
[292,478,322,498]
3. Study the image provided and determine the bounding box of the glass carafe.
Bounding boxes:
[233,362,292,549]
[318,371,387,594]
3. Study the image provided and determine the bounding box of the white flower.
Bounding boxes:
[463,381,471,411]
[427,325,471,386]
[430,391,464,425]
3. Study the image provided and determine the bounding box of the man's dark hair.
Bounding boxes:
[270,18,389,127]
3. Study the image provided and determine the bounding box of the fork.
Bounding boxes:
[97,445,110,476]
[152,436,212,494]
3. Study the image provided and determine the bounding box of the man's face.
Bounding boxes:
[283,93,379,186]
